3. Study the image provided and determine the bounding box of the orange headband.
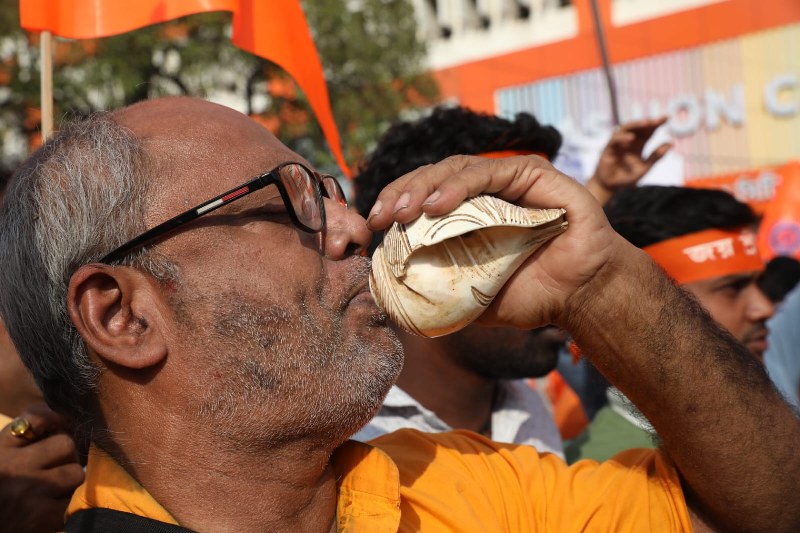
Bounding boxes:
[479,150,550,161]
[643,227,764,284]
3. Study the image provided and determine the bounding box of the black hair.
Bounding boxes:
[353,105,562,220]
[353,106,561,253]
[758,256,800,303]
[604,186,759,248]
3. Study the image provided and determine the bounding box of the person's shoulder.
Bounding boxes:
[343,431,558,529]
[369,428,555,480]
[363,430,689,530]
[370,427,518,452]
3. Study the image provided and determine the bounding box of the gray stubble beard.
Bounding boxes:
[181,287,403,450]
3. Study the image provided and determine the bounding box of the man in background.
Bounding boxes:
[353,106,669,448]
[765,283,800,409]
[759,255,800,409]
[352,106,566,452]
[567,185,775,462]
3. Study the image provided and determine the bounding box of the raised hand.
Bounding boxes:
[587,117,671,205]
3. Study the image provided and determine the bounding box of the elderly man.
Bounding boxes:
[0,97,797,532]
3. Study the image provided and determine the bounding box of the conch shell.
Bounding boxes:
[369,195,567,337]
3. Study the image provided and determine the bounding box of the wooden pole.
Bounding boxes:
[588,0,620,127]
[40,31,54,141]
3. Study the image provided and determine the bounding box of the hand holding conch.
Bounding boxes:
[366,154,628,331]
[370,195,566,337]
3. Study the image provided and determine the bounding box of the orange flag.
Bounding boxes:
[19,0,350,176]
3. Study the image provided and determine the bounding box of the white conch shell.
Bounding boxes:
[370,195,567,338]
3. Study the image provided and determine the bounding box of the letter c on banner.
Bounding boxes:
[764,74,798,118]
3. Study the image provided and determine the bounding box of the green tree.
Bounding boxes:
[0,0,438,173]
[303,0,439,169]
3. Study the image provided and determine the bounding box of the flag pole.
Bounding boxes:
[588,0,620,127]
[40,31,54,141]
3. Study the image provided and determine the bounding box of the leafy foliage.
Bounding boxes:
[0,0,439,174]
[303,0,439,168]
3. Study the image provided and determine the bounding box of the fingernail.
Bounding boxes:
[393,192,410,213]
[367,200,382,222]
[423,191,441,206]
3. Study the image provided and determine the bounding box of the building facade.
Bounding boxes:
[412,0,799,188]
[410,0,800,258]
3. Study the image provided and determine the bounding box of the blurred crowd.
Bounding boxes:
[350,105,800,460]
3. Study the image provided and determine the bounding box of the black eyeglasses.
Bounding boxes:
[101,162,348,264]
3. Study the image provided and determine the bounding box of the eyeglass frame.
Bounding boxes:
[100,162,347,264]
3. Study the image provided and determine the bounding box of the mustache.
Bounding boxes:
[335,257,373,311]
[741,322,769,343]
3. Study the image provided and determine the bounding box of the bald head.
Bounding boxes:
[110,98,303,218]
[113,97,268,147]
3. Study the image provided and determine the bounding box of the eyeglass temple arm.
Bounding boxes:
[100,177,268,263]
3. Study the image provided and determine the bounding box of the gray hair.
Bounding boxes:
[0,113,175,441]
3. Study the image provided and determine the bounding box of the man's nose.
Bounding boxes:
[747,285,776,322]
[320,197,373,259]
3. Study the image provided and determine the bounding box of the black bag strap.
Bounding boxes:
[65,508,198,533]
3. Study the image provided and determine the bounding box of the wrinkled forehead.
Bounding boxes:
[112,97,306,215]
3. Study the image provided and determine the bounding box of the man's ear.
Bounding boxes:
[68,265,168,369]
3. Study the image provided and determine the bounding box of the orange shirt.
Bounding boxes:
[68,429,691,531]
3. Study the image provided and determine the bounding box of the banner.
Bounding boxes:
[19,0,350,175]
[684,162,800,260]
[756,162,800,261]
[685,165,786,216]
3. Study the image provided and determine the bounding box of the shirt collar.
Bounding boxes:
[67,445,179,525]
[67,441,402,531]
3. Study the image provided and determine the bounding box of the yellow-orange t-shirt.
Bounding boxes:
[67,429,691,531]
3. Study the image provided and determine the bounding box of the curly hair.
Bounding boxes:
[604,185,759,248]
[353,105,562,220]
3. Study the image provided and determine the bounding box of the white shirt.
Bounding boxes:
[765,284,800,408]
[352,380,564,458]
